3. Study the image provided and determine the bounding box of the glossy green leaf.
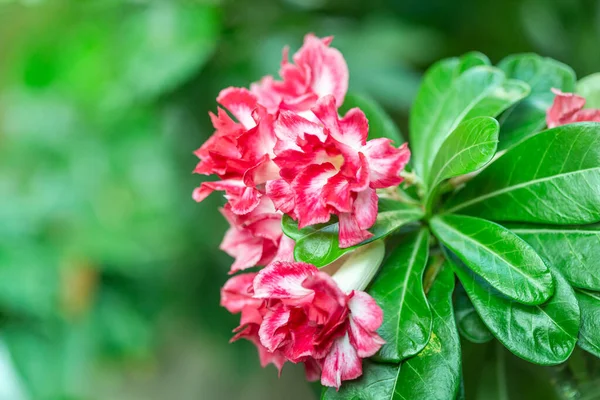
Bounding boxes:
[393,264,461,400]
[321,361,399,400]
[498,54,576,150]
[451,256,580,365]
[340,92,404,144]
[285,199,424,267]
[410,52,526,180]
[369,229,432,362]
[445,123,600,224]
[576,73,600,109]
[431,214,553,305]
[509,223,600,291]
[574,289,600,358]
[426,116,499,201]
[454,284,493,343]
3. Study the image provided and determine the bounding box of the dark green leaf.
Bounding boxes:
[340,92,404,144]
[574,289,600,358]
[454,284,493,343]
[509,223,600,291]
[451,256,580,365]
[497,54,576,150]
[410,52,526,180]
[431,214,553,305]
[444,123,600,225]
[392,264,461,400]
[286,199,424,267]
[369,229,432,362]
[321,361,399,400]
[576,73,600,109]
[425,116,499,206]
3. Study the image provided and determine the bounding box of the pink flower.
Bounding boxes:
[193,87,278,214]
[219,197,295,273]
[251,34,349,115]
[221,261,385,389]
[546,88,600,128]
[267,95,410,248]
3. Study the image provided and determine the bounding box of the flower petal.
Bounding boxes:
[217,87,258,130]
[362,140,410,188]
[292,163,337,228]
[259,305,291,352]
[266,179,296,215]
[339,107,369,149]
[353,188,378,230]
[253,261,317,299]
[338,213,373,249]
[348,291,385,357]
[220,227,265,273]
[220,273,259,314]
[320,333,362,389]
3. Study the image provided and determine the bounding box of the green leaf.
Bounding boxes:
[454,284,493,343]
[425,116,499,206]
[430,214,553,305]
[286,199,424,267]
[444,123,600,225]
[410,52,525,180]
[321,361,399,400]
[576,73,600,109]
[497,54,576,150]
[392,264,461,400]
[369,229,432,362]
[340,92,404,144]
[509,223,600,291]
[574,289,600,358]
[451,256,580,365]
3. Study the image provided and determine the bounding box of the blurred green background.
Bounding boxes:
[0,0,599,399]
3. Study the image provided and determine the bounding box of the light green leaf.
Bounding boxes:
[576,73,600,109]
[285,199,424,267]
[451,256,580,365]
[410,52,525,181]
[340,92,404,144]
[574,289,600,358]
[444,123,600,225]
[369,229,432,362]
[431,214,553,305]
[425,116,499,207]
[509,223,600,291]
[392,264,461,400]
[498,54,576,150]
[454,284,493,344]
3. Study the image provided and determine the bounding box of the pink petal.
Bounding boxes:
[353,188,378,230]
[220,227,264,273]
[291,163,337,228]
[304,358,322,382]
[192,179,243,203]
[266,179,296,215]
[570,108,600,124]
[243,156,280,188]
[324,172,352,213]
[228,186,262,215]
[362,140,410,188]
[220,273,259,313]
[348,291,383,330]
[273,235,296,263]
[232,325,287,375]
[259,305,291,352]
[339,107,369,149]
[274,110,326,148]
[295,34,349,107]
[217,87,258,130]
[284,318,318,362]
[312,95,342,138]
[348,318,385,358]
[338,212,373,249]
[253,261,317,299]
[320,333,362,389]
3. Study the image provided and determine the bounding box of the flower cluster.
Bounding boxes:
[192,35,409,388]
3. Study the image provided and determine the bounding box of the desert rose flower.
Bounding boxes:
[251,34,349,116]
[267,95,410,248]
[546,88,600,128]
[221,241,386,389]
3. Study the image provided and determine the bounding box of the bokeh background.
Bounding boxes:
[1,0,599,399]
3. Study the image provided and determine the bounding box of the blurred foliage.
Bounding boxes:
[0,0,598,399]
